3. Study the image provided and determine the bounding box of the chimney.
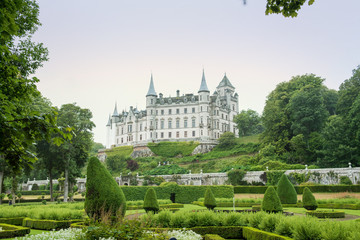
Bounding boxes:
[176,90,180,97]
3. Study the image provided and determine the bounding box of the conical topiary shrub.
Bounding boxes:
[277,174,298,204]
[204,187,217,210]
[85,157,126,219]
[143,187,159,213]
[262,186,283,213]
[302,187,318,210]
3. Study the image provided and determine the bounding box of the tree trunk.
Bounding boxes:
[69,182,74,202]
[0,171,3,204]
[49,171,54,202]
[64,166,68,202]
[11,175,16,206]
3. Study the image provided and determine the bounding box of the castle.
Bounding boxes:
[106,71,239,149]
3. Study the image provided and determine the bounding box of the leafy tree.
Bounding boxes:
[217,132,236,149]
[262,186,283,213]
[302,187,317,210]
[265,0,315,18]
[126,159,139,171]
[143,187,159,213]
[337,66,360,116]
[90,142,105,157]
[85,157,126,219]
[227,169,247,186]
[276,174,297,204]
[204,187,217,210]
[234,109,263,137]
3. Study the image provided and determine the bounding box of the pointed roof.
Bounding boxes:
[112,103,119,116]
[217,73,235,89]
[106,115,111,126]
[146,74,157,97]
[198,69,210,93]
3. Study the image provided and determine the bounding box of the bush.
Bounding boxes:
[302,187,318,210]
[217,132,237,149]
[277,174,297,204]
[339,176,352,185]
[143,188,159,213]
[227,169,247,186]
[306,210,345,218]
[0,223,30,238]
[85,157,127,219]
[243,226,292,240]
[31,184,39,191]
[262,186,283,213]
[22,218,81,230]
[204,188,217,210]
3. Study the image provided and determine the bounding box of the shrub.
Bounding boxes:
[227,169,247,186]
[277,174,297,204]
[85,157,127,219]
[339,176,352,185]
[217,132,236,149]
[306,210,345,218]
[261,186,283,213]
[266,171,285,186]
[143,188,160,213]
[0,223,30,238]
[302,187,318,210]
[31,184,39,190]
[204,188,217,210]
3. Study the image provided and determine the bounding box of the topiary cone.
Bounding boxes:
[262,186,283,213]
[85,157,126,219]
[277,174,298,204]
[302,187,318,210]
[143,187,160,213]
[204,187,217,210]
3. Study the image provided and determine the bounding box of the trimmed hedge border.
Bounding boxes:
[242,227,293,240]
[306,210,345,218]
[127,203,184,210]
[204,234,226,240]
[70,221,87,229]
[22,218,83,230]
[234,185,360,194]
[0,217,25,226]
[0,223,30,239]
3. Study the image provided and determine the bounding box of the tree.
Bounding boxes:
[227,169,247,186]
[265,0,315,18]
[262,186,283,213]
[143,188,160,213]
[217,132,236,149]
[302,187,317,210]
[234,109,263,137]
[85,157,126,219]
[276,174,297,204]
[204,187,217,210]
[337,66,360,116]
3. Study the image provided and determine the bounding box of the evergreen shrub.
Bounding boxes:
[306,210,345,218]
[204,188,217,210]
[0,223,30,238]
[143,188,159,213]
[85,157,127,219]
[277,174,297,204]
[302,187,318,210]
[261,186,283,213]
[242,226,292,240]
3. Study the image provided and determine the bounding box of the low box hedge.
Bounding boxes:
[127,203,184,210]
[0,217,25,226]
[306,210,345,218]
[70,221,87,229]
[204,234,226,240]
[234,185,360,194]
[242,227,293,240]
[22,218,83,230]
[0,223,30,239]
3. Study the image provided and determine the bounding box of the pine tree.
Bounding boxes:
[277,174,298,204]
[302,187,318,210]
[143,187,160,213]
[262,186,283,213]
[85,157,126,219]
[204,187,217,210]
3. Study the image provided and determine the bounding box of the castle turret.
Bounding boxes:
[198,69,210,140]
[146,74,157,107]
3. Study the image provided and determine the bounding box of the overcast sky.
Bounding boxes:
[32,0,360,145]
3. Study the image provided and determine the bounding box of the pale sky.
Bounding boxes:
[32,0,360,145]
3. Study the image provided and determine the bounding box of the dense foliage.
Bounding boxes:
[143,187,160,213]
[261,186,283,213]
[234,109,263,137]
[148,141,199,157]
[204,188,217,210]
[227,169,247,185]
[144,164,188,175]
[276,174,297,204]
[85,157,126,219]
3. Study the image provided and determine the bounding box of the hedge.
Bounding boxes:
[204,234,226,240]
[0,223,30,239]
[22,218,82,230]
[306,210,345,218]
[120,185,234,204]
[242,227,293,240]
[0,217,24,226]
[127,203,184,210]
[234,185,360,194]
[147,141,199,157]
[70,221,87,229]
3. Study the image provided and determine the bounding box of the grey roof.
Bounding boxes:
[198,69,210,93]
[112,103,119,116]
[146,74,157,97]
[106,115,111,126]
[217,74,235,89]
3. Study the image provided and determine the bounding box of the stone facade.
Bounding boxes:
[105,71,239,149]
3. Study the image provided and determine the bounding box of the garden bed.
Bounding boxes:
[306,210,345,218]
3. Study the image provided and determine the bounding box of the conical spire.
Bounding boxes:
[146,74,157,97]
[112,102,119,116]
[106,114,111,126]
[198,69,210,93]
[217,73,234,89]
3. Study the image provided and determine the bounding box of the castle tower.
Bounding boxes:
[198,69,210,140]
[145,74,157,140]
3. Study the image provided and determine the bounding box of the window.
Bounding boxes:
[161,132,164,138]
[207,96,209,101]
[176,131,179,138]
[192,118,196,128]
[222,114,224,119]
[151,110,153,115]
[161,110,164,115]
[150,133,152,138]
[168,132,172,138]
[128,125,132,132]
[214,110,216,115]
[184,119,188,128]
[140,134,142,140]
[155,120,158,129]
[201,117,203,124]
[201,106,202,112]
[156,132,158,138]
[176,119,180,128]
[192,107,195,113]
[184,108,187,114]
[200,95,202,101]
[168,109,172,115]
[121,138,123,143]
[233,104,235,110]
[151,99,153,104]
[176,108,180,114]
[184,131,187,137]
[201,130,203,135]
[168,120,172,129]
[140,124,142,131]
[226,115,228,120]
[161,120,164,129]
[156,110,158,115]
[116,128,119,136]
[121,127,123,134]
[192,131,196,137]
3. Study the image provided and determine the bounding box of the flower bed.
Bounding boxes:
[306,210,345,218]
